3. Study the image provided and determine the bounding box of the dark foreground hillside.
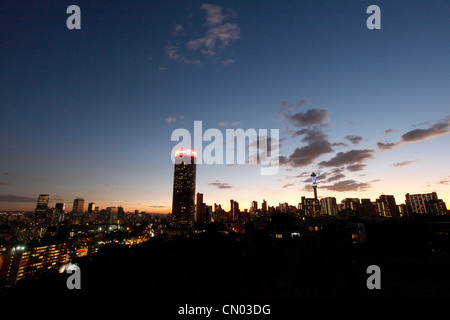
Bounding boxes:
[2,218,450,308]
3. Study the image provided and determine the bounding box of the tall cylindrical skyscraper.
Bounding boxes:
[172,148,197,228]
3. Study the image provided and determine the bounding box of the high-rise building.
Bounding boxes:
[279,202,289,213]
[35,194,49,214]
[427,199,447,215]
[107,206,118,223]
[360,199,377,217]
[88,202,96,213]
[251,201,258,213]
[172,148,197,228]
[230,200,239,222]
[341,198,360,211]
[118,205,125,223]
[0,243,68,286]
[230,200,235,222]
[320,197,337,216]
[376,195,399,217]
[301,196,320,217]
[55,203,66,223]
[261,199,267,214]
[196,193,205,224]
[398,204,410,217]
[72,198,85,213]
[55,203,65,213]
[406,192,447,215]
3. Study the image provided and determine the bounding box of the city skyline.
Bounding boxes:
[6,188,448,216]
[1,0,449,213]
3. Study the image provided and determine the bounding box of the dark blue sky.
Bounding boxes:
[1,0,449,211]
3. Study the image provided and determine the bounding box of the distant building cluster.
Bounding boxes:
[170,165,448,230]
[172,191,447,233]
[31,194,130,226]
[0,194,164,287]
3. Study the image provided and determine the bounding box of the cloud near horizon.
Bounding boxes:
[401,117,450,142]
[391,160,418,167]
[320,179,377,192]
[377,141,400,151]
[209,180,232,189]
[377,116,450,151]
[318,149,375,168]
[346,163,367,172]
[0,194,36,203]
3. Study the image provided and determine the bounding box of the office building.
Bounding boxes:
[196,193,205,224]
[106,207,118,224]
[301,196,320,217]
[262,199,267,214]
[406,192,447,215]
[172,148,197,228]
[55,203,65,213]
[376,195,399,217]
[320,197,337,216]
[55,202,66,223]
[88,202,96,213]
[35,194,49,215]
[360,199,377,217]
[230,200,239,222]
[251,201,258,213]
[341,198,360,211]
[279,202,289,213]
[72,197,85,214]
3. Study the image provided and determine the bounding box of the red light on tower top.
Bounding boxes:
[175,148,197,158]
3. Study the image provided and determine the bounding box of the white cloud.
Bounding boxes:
[165,44,200,64]
[165,116,177,123]
[391,159,418,167]
[187,23,240,55]
[173,24,183,34]
[166,4,239,64]
[201,3,225,26]
[222,58,234,65]
[218,121,240,127]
